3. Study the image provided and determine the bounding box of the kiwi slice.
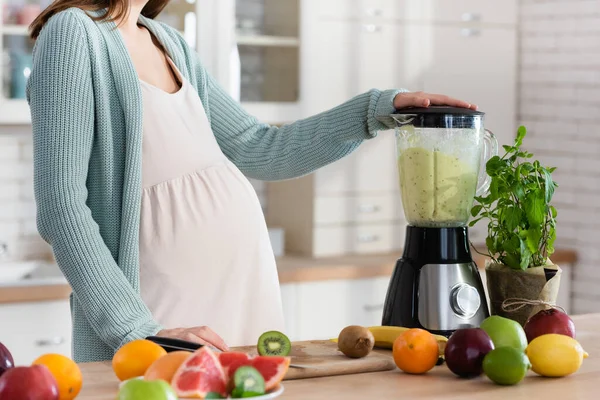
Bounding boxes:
[257,331,291,356]
[233,366,265,395]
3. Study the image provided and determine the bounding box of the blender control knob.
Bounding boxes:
[450,284,481,318]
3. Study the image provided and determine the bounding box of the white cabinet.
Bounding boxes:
[423,0,518,25]
[0,300,72,364]
[280,277,391,342]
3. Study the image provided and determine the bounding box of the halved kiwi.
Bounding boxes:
[257,331,291,356]
[233,366,265,395]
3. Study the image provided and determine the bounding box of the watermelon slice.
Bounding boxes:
[171,347,227,398]
[218,352,290,392]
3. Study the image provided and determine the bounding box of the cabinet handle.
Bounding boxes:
[362,24,382,33]
[357,234,380,243]
[35,337,65,347]
[357,204,381,213]
[461,28,481,37]
[364,304,385,312]
[461,13,481,22]
[365,8,383,17]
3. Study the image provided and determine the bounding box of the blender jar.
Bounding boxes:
[392,107,498,228]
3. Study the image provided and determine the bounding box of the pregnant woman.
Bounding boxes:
[27,0,477,362]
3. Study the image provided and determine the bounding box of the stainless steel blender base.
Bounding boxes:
[418,263,489,331]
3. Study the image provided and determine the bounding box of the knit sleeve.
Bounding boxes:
[203,70,406,181]
[27,10,162,351]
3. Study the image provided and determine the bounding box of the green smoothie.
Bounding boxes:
[398,147,478,227]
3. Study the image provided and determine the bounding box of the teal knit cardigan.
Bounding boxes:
[27,8,404,362]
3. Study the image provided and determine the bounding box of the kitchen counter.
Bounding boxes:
[78,313,598,399]
[0,248,577,303]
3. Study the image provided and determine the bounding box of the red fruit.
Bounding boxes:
[0,343,13,377]
[171,347,226,398]
[218,352,251,381]
[524,308,576,343]
[251,356,290,391]
[445,328,494,378]
[0,365,59,400]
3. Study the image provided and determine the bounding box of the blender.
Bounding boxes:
[382,106,498,337]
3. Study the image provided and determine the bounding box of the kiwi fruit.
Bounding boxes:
[257,331,291,356]
[233,366,265,395]
[337,325,374,358]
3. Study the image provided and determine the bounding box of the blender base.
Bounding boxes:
[381,226,489,337]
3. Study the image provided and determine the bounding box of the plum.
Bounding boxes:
[524,308,575,343]
[0,343,13,377]
[445,328,494,378]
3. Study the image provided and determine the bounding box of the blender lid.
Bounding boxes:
[391,106,485,129]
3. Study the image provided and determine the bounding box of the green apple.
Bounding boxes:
[118,379,177,400]
[480,316,528,351]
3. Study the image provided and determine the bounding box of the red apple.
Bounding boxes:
[524,308,576,343]
[0,343,13,377]
[445,328,494,378]
[0,365,59,400]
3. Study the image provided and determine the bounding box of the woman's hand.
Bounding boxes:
[156,327,230,351]
[394,91,477,111]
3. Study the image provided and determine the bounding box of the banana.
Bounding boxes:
[368,326,448,357]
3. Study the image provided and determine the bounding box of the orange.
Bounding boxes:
[392,328,439,374]
[32,353,83,400]
[144,350,192,382]
[112,339,167,381]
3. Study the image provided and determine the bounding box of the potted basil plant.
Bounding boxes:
[470,126,560,326]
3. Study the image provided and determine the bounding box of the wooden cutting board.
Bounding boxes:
[234,340,397,380]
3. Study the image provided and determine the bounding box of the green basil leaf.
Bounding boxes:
[486,237,496,253]
[550,205,558,218]
[501,253,521,270]
[519,239,532,270]
[486,156,505,177]
[543,168,555,203]
[503,145,515,153]
[471,205,483,217]
[524,190,545,227]
[501,207,522,232]
[548,167,557,173]
[516,126,527,146]
[525,229,541,254]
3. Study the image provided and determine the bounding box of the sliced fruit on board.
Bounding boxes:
[218,352,290,391]
[171,347,227,398]
[251,356,290,391]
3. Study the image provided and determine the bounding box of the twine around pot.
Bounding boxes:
[501,298,565,314]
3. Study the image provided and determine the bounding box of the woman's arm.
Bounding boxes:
[27,11,162,350]
[203,69,404,181]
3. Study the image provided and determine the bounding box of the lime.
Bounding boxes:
[480,316,527,351]
[526,334,589,377]
[118,379,178,400]
[483,347,531,385]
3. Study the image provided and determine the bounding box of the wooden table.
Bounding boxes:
[79,313,598,399]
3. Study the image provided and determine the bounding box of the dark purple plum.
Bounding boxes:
[0,342,13,377]
[445,328,494,378]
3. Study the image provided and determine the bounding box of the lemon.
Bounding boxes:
[525,334,589,377]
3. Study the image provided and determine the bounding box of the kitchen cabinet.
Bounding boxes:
[423,0,518,25]
[0,299,72,364]
[280,277,391,342]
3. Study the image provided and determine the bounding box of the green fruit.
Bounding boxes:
[257,331,291,356]
[480,316,527,351]
[118,379,178,400]
[234,366,265,395]
[483,347,531,385]
[205,392,225,399]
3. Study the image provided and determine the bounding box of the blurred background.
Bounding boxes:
[0,0,596,363]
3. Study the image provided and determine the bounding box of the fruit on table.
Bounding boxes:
[171,346,227,398]
[32,353,83,400]
[218,352,290,392]
[368,326,448,357]
[525,334,588,377]
[483,347,531,386]
[257,331,291,356]
[112,339,167,381]
[118,378,177,400]
[444,328,494,378]
[232,366,265,398]
[524,308,576,343]
[144,351,192,383]
[392,328,439,374]
[0,342,14,377]
[337,325,374,358]
[480,316,527,351]
[0,365,59,400]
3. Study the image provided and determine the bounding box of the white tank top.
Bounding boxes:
[138,57,285,347]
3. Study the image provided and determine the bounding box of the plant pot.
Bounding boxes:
[485,261,562,326]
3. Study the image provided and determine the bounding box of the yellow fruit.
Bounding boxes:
[112,339,167,381]
[525,334,589,377]
[32,353,83,400]
[368,326,447,356]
